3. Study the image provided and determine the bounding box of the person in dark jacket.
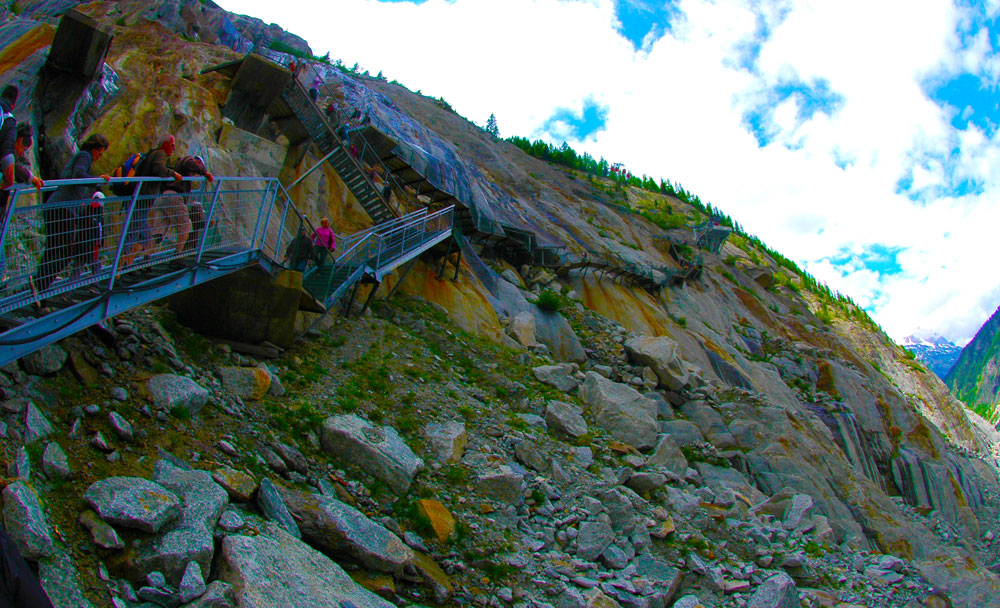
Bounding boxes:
[0,524,54,607]
[70,191,105,276]
[0,85,20,217]
[32,133,110,294]
[0,124,43,284]
[284,226,313,272]
[122,134,182,265]
[150,153,211,255]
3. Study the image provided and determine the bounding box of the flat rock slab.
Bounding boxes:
[218,523,396,608]
[83,477,180,533]
[147,374,210,415]
[321,414,424,495]
[23,402,55,444]
[279,487,414,575]
[257,478,300,538]
[212,466,256,502]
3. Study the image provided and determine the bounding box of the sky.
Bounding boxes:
[219,0,1000,346]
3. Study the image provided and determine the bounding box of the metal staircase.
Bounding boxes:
[280,77,396,225]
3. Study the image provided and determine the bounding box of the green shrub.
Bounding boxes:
[723,254,738,266]
[535,289,563,313]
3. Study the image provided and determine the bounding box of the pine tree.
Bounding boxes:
[485,113,499,138]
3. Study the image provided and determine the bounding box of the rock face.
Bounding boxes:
[147,374,210,414]
[509,310,537,347]
[320,414,424,494]
[83,477,180,533]
[579,372,658,450]
[218,523,396,608]
[278,487,415,575]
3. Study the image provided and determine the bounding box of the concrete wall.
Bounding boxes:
[168,266,302,348]
[217,122,288,178]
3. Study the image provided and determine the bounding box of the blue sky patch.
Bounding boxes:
[613,0,680,50]
[928,74,1000,135]
[742,76,845,147]
[896,145,986,202]
[827,244,905,277]
[541,98,609,141]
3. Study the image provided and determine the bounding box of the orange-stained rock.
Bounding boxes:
[585,589,623,607]
[411,550,453,602]
[416,499,456,544]
[349,571,395,596]
[650,515,675,539]
[386,263,502,340]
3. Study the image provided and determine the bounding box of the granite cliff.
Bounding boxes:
[0,2,999,607]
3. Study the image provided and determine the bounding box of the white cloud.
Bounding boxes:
[218,0,1000,345]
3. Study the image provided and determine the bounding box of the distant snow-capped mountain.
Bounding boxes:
[902,334,962,379]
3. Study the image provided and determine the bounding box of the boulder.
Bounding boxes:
[38,548,95,608]
[475,466,523,505]
[659,419,705,446]
[212,466,256,502]
[179,561,207,604]
[180,581,234,608]
[679,401,736,449]
[579,372,658,450]
[23,402,54,444]
[257,478,300,538]
[533,363,581,393]
[42,442,72,480]
[2,480,54,560]
[416,499,456,544]
[83,477,180,533]
[544,400,588,439]
[79,509,124,550]
[218,524,395,608]
[147,374,210,415]
[278,487,414,575]
[647,435,688,476]
[532,309,587,364]
[108,412,134,442]
[509,311,537,347]
[576,520,614,561]
[217,366,271,401]
[747,572,800,608]
[125,461,229,584]
[21,344,67,376]
[321,414,424,495]
[424,420,468,464]
[623,336,693,391]
[625,471,667,494]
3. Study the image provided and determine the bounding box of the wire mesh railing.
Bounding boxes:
[0,175,296,314]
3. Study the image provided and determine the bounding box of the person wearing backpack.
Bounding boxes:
[31,134,110,297]
[121,134,181,265]
[149,153,212,255]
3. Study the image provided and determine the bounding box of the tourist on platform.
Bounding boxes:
[149,153,212,255]
[122,134,182,265]
[33,133,110,294]
[69,190,106,277]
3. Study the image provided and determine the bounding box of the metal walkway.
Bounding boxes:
[0,175,452,365]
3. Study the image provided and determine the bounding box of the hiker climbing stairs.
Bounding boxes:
[280,77,396,225]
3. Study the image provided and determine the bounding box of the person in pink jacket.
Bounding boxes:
[311,217,335,268]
